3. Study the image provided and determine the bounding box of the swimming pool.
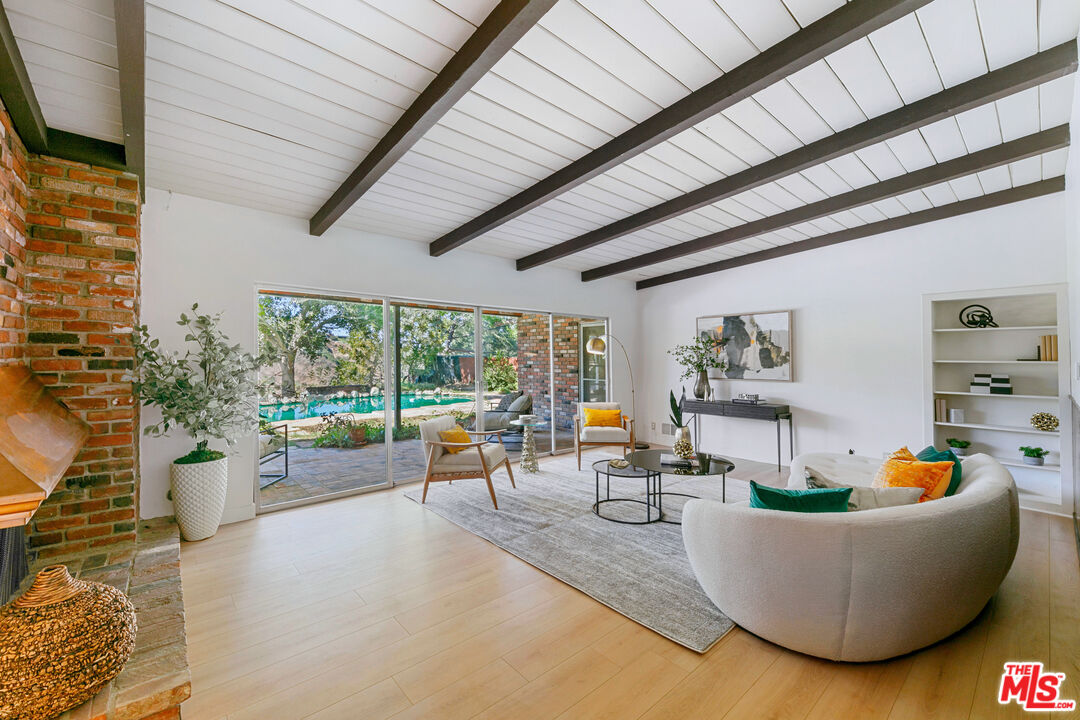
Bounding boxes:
[259,393,472,422]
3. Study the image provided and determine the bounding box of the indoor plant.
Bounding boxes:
[1019,446,1049,466]
[131,304,257,541]
[945,438,971,457]
[669,391,693,459]
[669,334,726,400]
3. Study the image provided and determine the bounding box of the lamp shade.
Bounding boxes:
[585,336,606,355]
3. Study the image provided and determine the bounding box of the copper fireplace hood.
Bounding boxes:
[0,365,91,528]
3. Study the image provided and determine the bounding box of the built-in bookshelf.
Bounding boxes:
[923,284,1070,513]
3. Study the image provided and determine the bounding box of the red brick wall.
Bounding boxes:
[0,101,27,366]
[516,313,552,424]
[23,156,141,559]
[516,315,590,432]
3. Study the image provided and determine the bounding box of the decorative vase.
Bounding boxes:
[693,370,710,400]
[171,455,229,541]
[349,426,367,445]
[673,426,694,459]
[1023,455,1044,466]
[0,565,137,720]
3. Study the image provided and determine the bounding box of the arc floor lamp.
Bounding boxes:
[585,334,649,450]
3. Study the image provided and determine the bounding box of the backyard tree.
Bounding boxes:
[333,302,384,388]
[258,296,345,396]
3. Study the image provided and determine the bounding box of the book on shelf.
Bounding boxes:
[934,398,946,422]
[1039,334,1058,362]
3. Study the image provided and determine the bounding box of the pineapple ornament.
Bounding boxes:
[670,389,695,459]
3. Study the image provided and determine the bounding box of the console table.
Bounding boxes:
[682,399,793,471]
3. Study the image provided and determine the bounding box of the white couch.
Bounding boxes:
[682,452,1019,661]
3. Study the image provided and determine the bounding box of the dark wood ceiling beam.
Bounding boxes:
[0,0,47,153]
[582,124,1069,282]
[46,130,127,171]
[428,0,934,257]
[636,177,1065,290]
[309,0,557,236]
[518,40,1078,271]
[114,0,146,199]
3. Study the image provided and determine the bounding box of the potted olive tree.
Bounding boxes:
[132,304,257,541]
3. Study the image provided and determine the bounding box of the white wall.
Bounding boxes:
[139,188,640,523]
[638,192,1068,491]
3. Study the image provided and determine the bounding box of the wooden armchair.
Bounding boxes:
[574,402,635,470]
[418,415,516,509]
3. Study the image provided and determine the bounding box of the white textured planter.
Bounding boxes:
[170,456,228,542]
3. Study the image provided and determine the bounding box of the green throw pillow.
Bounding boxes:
[749,480,851,513]
[916,446,962,496]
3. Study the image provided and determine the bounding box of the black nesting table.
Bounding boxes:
[592,449,735,525]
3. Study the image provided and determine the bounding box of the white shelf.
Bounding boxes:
[996,458,1060,472]
[934,421,1059,436]
[933,360,1056,365]
[933,325,1056,333]
[933,391,1057,400]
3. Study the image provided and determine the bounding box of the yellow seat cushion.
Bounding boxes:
[438,424,472,453]
[872,447,953,502]
[583,408,623,428]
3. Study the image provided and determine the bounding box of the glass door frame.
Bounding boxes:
[253,283,611,513]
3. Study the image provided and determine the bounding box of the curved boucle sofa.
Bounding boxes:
[682,452,1019,661]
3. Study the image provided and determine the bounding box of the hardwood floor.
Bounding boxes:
[179,450,1080,720]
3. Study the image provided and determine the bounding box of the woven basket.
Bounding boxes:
[0,565,138,720]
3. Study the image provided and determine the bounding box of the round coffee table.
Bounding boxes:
[625,449,735,524]
[591,459,661,524]
[509,418,547,473]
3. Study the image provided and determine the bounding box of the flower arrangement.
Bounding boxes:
[668,334,726,380]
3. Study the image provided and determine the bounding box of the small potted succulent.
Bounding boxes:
[132,304,258,541]
[669,391,693,459]
[945,438,971,457]
[669,334,726,400]
[1019,446,1049,466]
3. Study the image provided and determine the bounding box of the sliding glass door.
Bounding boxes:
[256,292,389,509]
[255,289,608,512]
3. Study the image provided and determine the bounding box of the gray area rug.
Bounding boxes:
[403,453,741,653]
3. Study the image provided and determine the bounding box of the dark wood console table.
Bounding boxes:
[681,399,793,471]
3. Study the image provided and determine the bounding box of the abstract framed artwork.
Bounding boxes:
[696,310,793,381]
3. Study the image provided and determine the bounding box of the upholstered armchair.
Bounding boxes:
[418,415,516,509]
[573,402,634,470]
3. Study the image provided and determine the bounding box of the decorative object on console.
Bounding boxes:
[0,565,137,720]
[945,437,971,457]
[697,311,791,381]
[669,334,727,399]
[586,334,648,449]
[1030,412,1059,432]
[958,304,997,327]
[732,393,762,405]
[948,408,966,424]
[131,304,259,542]
[1019,446,1049,465]
[669,391,694,459]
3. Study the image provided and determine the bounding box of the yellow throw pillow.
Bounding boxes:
[583,407,622,428]
[872,447,953,502]
[438,424,471,453]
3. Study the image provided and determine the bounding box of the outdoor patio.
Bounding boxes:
[258,430,576,506]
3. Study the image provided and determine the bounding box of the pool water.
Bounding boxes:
[260,393,472,422]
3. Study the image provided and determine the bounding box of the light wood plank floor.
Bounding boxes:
[179,449,1080,720]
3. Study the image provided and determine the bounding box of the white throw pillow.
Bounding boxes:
[805,466,923,511]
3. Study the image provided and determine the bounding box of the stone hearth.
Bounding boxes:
[15,518,190,720]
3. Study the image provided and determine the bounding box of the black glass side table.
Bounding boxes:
[591,459,661,524]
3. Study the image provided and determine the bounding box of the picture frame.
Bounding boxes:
[696,310,793,381]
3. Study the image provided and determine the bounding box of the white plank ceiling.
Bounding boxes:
[9,0,1080,283]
